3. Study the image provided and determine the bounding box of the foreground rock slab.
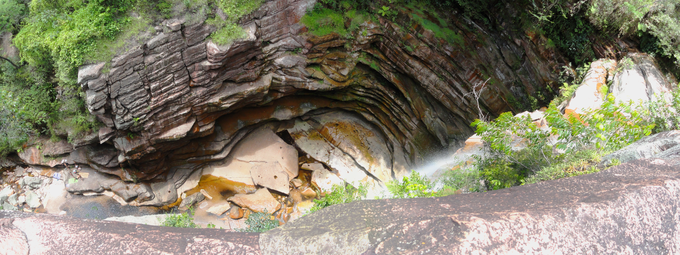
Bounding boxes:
[0,211,259,255]
[2,159,680,254]
[262,159,680,254]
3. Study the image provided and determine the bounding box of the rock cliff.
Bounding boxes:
[14,0,567,205]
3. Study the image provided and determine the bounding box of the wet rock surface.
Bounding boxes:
[2,159,680,254]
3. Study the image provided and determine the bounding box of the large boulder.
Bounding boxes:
[602,130,680,166]
[610,53,675,103]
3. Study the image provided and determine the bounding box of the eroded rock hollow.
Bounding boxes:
[20,0,566,206]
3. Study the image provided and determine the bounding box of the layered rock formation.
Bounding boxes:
[10,0,568,206]
[3,158,680,254]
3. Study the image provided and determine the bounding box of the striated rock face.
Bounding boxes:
[33,0,563,204]
[610,53,676,103]
[3,159,680,254]
[603,130,680,166]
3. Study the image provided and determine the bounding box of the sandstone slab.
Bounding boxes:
[233,127,299,179]
[250,162,290,195]
[228,188,280,214]
[206,202,231,216]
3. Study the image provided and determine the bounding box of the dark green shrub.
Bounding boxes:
[587,0,680,65]
[0,63,56,156]
[0,0,27,34]
[236,210,279,232]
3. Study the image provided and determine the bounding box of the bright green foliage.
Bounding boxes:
[472,112,553,189]
[162,209,198,228]
[386,171,437,198]
[546,96,654,153]
[8,0,133,143]
[208,0,264,46]
[309,184,367,213]
[14,0,134,83]
[377,5,397,19]
[301,7,347,37]
[236,210,279,232]
[471,91,655,190]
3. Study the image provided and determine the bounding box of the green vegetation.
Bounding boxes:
[300,0,462,43]
[162,208,199,228]
[0,0,266,157]
[301,8,347,37]
[236,210,279,232]
[14,0,134,84]
[647,89,680,133]
[0,63,56,156]
[309,183,367,213]
[469,90,655,190]
[588,0,680,64]
[208,0,264,46]
[386,171,437,198]
[0,0,26,34]
[542,13,596,66]
[409,9,464,46]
